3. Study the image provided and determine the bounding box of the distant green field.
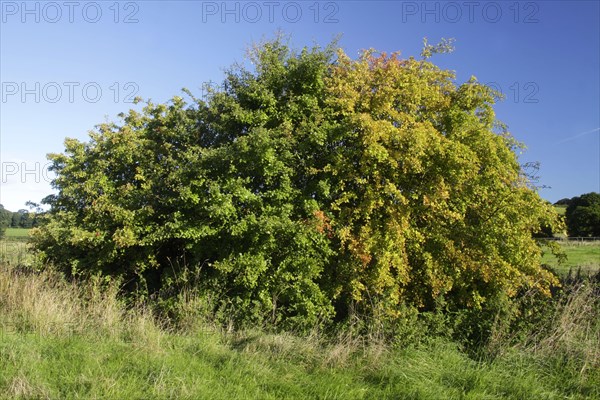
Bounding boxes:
[554,205,567,216]
[542,241,600,275]
[4,228,32,238]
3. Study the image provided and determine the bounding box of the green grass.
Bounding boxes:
[542,241,600,275]
[0,239,31,266]
[0,263,598,399]
[554,205,567,216]
[1,236,598,399]
[3,330,595,399]
[4,228,31,238]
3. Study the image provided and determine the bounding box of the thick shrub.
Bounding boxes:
[32,38,563,331]
[565,192,600,237]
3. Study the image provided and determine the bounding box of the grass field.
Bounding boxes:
[542,241,600,275]
[0,263,598,399]
[2,328,595,399]
[554,205,567,216]
[4,228,31,238]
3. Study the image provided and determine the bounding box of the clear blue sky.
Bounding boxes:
[1,0,599,211]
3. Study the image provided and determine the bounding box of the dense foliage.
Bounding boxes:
[0,205,11,238]
[10,209,38,229]
[32,38,563,331]
[563,192,600,237]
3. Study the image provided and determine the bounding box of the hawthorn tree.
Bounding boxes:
[32,38,563,330]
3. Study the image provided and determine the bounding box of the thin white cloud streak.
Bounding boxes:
[555,127,600,145]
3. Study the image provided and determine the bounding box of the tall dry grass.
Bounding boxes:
[0,264,162,346]
[529,282,600,375]
[0,263,385,371]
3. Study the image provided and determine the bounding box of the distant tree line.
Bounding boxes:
[0,204,40,238]
[555,192,600,237]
